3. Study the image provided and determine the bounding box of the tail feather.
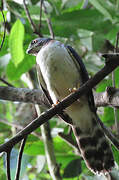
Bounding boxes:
[72,117,114,174]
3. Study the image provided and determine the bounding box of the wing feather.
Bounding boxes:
[66,45,96,113]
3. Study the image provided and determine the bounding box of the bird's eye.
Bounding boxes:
[31,39,38,45]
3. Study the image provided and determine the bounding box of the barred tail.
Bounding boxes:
[72,117,114,174]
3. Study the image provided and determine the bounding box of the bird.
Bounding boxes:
[27,38,114,174]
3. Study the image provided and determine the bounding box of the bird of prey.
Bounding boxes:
[27,38,114,174]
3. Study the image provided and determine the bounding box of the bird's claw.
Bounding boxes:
[52,100,60,107]
[69,87,77,93]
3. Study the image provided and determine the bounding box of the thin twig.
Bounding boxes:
[0,118,41,139]
[0,8,6,51]
[39,0,43,29]
[0,54,119,152]
[98,117,119,151]
[46,18,54,39]
[43,2,54,39]
[6,151,11,180]
[14,136,27,180]
[0,78,14,87]
[23,0,42,36]
[23,0,36,31]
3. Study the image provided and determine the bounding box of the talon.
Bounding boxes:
[69,87,77,93]
[52,100,60,107]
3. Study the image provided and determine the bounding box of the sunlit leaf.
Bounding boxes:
[9,19,24,66]
[0,11,7,22]
[6,55,35,80]
[101,107,114,126]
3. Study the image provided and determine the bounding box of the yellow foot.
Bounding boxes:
[52,100,60,107]
[69,87,77,93]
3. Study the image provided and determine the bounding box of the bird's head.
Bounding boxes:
[26,37,52,56]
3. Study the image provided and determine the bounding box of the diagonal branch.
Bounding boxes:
[0,54,119,152]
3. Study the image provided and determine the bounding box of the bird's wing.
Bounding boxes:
[66,45,96,113]
[65,45,114,174]
[36,64,53,105]
[36,63,73,125]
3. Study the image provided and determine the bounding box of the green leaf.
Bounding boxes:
[112,146,119,165]
[24,140,45,155]
[101,107,114,126]
[89,0,112,20]
[96,79,112,92]
[54,136,71,154]
[62,0,85,13]
[9,19,24,66]
[24,135,45,155]
[50,9,112,38]
[56,155,78,169]
[92,32,105,51]
[115,67,119,88]
[105,25,119,45]
[63,159,81,178]
[6,55,36,80]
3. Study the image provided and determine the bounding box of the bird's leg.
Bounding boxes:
[69,83,80,93]
[69,86,81,103]
[69,87,77,93]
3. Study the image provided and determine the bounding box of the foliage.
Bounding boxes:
[0,0,119,179]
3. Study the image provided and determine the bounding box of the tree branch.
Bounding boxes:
[0,78,14,87]
[0,85,119,108]
[0,54,119,153]
[41,122,62,180]
[94,87,119,108]
[0,86,50,107]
